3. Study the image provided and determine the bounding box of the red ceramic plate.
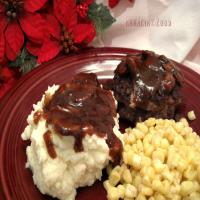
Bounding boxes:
[0,48,200,200]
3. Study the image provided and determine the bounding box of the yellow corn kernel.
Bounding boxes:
[126,150,134,165]
[137,139,144,152]
[143,139,150,151]
[124,144,131,152]
[161,180,170,195]
[113,165,125,175]
[134,175,142,186]
[171,195,181,200]
[145,118,156,127]
[123,152,128,164]
[180,181,194,196]
[142,175,151,187]
[156,119,165,125]
[167,152,179,169]
[136,193,147,200]
[109,170,121,186]
[170,184,181,194]
[122,168,132,184]
[124,184,137,198]
[187,110,196,121]
[154,193,166,200]
[177,159,187,173]
[153,159,165,173]
[181,126,193,136]
[172,170,182,185]
[152,136,161,148]
[162,170,174,183]
[120,164,128,175]
[152,180,162,193]
[123,133,130,144]
[174,122,184,133]
[186,135,196,146]
[193,181,200,192]
[136,123,148,134]
[189,192,200,200]
[140,185,153,196]
[131,154,142,170]
[146,166,155,180]
[141,155,151,167]
[152,149,166,163]
[160,138,169,149]
[179,118,189,127]
[149,197,155,200]
[127,133,136,144]
[117,184,125,199]
[132,144,139,153]
[164,127,176,143]
[144,145,154,157]
[197,165,200,182]
[183,166,197,180]
[140,166,154,178]
[155,174,162,181]
[125,127,132,134]
[103,180,110,191]
[173,135,184,146]
[132,128,145,140]
[145,132,153,142]
[182,197,190,200]
[107,186,119,200]
[131,169,136,179]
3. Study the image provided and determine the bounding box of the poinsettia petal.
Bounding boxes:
[0,3,5,12]
[109,0,120,8]
[19,13,45,44]
[72,23,96,44]
[0,15,8,33]
[5,40,17,61]
[24,0,48,12]
[5,20,24,60]
[38,38,61,64]
[45,14,61,40]
[0,32,5,63]
[84,0,94,5]
[1,66,14,79]
[53,0,77,31]
[26,41,42,56]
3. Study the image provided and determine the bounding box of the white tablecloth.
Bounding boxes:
[93,0,200,74]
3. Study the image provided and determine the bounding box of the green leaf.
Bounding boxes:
[88,2,116,35]
[9,47,37,74]
[20,58,37,74]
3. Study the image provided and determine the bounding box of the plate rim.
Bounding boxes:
[0,47,200,199]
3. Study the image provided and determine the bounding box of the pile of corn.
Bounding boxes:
[104,118,200,200]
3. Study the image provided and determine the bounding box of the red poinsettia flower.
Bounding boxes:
[109,0,133,8]
[35,0,96,64]
[77,0,93,19]
[0,66,17,100]
[0,0,47,63]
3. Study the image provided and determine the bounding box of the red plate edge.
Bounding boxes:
[0,47,200,200]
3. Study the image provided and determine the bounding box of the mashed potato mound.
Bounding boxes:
[22,85,121,200]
